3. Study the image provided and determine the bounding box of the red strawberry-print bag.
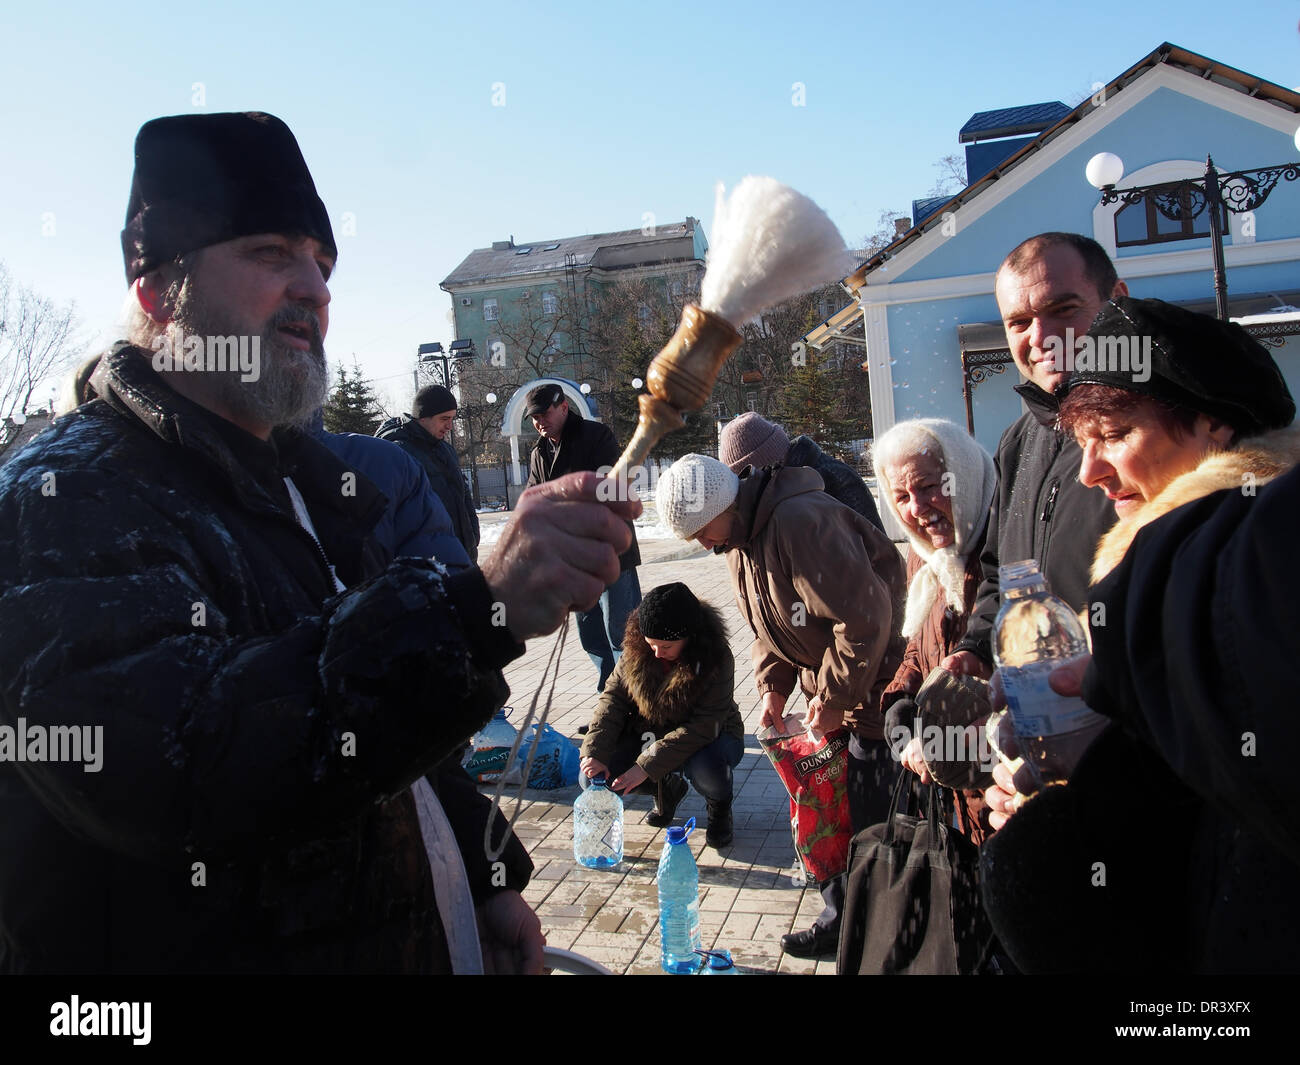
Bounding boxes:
[757,711,851,884]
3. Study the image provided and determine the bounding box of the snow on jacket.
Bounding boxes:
[525,407,640,571]
[376,415,480,562]
[982,424,1300,972]
[580,601,742,780]
[0,344,528,973]
[725,466,906,739]
[955,382,1115,666]
[316,425,472,570]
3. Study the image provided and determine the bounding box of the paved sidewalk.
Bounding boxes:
[478,510,838,975]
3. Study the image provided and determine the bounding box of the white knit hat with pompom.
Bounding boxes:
[656,454,740,540]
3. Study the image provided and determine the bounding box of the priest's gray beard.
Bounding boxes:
[170,286,328,430]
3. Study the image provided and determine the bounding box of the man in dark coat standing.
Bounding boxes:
[376,384,480,562]
[524,384,642,691]
[0,112,639,974]
[942,233,1121,679]
[312,409,472,570]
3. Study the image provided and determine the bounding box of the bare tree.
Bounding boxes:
[0,263,83,456]
[860,208,913,256]
[582,273,717,457]
[926,152,968,198]
[489,288,584,380]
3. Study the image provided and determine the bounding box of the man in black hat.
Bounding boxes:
[524,384,642,692]
[377,384,480,561]
[0,112,639,974]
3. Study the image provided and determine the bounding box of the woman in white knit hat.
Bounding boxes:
[656,453,906,960]
[872,419,997,844]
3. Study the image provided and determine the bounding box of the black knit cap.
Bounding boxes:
[121,112,337,284]
[1066,297,1294,436]
[413,385,456,418]
[524,385,565,418]
[638,582,702,641]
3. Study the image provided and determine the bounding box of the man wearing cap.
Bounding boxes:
[941,233,1123,682]
[377,384,480,562]
[657,453,906,958]
[0,112,639,974]
[524,384,642,692]
[719,411,885,533]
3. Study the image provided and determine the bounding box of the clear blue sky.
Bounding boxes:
[2,0,1297,412]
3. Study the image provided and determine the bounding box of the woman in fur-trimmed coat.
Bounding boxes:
[979,297,1300,973]
[579,583,744,848]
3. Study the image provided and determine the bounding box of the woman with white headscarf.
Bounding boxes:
[872,418,996,842]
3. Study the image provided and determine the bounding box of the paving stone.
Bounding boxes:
[719,911,761,940]
[730,890,802,915]
[777,953,820,975]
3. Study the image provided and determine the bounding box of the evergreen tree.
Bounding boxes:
[774,344,869,454]
[323,360,383,435]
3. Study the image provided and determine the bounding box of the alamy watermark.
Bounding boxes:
[1045,328,1151,383]
[151,327,261,382]
[50,996,150,1045]
[0,718,103,772]
[887,720,997,775]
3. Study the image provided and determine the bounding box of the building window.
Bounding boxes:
[1114,184,1227,249]
[542,292,559,315]
[746,392,758,412]
[483,298,499,321]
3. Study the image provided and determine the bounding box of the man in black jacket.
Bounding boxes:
[376,384,480,562]
[0,112,638,974]
[943,233,1121,678]
[525,384,642,691]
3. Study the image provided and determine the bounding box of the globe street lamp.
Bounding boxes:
[1086,145,1300,321]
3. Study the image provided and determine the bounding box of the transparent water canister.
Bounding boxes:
[658,817,702,973]
[573,775,623,869]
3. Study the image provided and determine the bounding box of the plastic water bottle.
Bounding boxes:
[573,775,623,868]
[658,817,702,973]
[464,707,517,783]
[993,560,1108,786]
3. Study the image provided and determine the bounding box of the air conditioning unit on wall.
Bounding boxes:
[460,297,472,306]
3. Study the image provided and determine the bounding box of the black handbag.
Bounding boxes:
[836,773,994,974]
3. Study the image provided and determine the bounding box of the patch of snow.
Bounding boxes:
[477,501,676,551]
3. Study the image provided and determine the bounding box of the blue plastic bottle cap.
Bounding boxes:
[666,816,696,845]
[591,774,606,786]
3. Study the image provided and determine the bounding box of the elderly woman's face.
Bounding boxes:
[1073,404,1227,516]
[889,452,955,549]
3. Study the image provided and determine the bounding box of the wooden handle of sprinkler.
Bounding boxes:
[607,304,744,485]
